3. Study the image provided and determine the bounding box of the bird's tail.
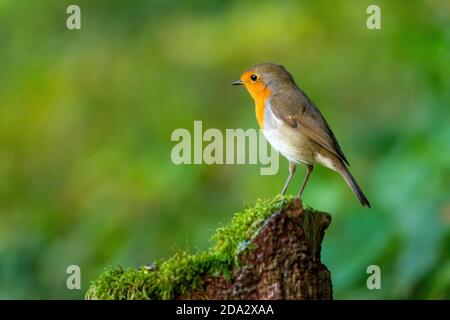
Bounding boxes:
[338,165,371,208]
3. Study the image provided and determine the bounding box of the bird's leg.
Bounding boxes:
[298,165,314,198]
[281,162,296,195]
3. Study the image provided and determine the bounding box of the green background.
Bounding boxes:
[0,0,449,299]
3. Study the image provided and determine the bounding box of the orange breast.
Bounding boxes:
[252,86,271,129]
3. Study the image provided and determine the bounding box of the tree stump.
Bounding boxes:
[86,197,333,300]
[181,198,332,299]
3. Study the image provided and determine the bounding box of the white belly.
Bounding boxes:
[262,101,314,165]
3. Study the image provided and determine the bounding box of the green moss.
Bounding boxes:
[85,195,294,300]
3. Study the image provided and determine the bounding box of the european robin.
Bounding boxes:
[232,63,371,208]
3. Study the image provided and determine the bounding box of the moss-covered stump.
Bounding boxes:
[86,196,333,300]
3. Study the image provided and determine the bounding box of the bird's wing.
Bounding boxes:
[269,86,350,165]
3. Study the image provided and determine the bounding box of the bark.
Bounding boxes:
[180,198,333,300]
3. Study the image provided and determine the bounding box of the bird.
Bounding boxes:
[232,63,371,208]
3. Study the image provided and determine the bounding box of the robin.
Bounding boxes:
[232,63,371,208]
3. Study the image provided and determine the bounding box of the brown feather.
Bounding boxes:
[269,83,350,166]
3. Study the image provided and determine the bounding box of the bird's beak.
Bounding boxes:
[231,80,243,86]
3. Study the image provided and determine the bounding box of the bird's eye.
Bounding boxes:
[250,74,257,81]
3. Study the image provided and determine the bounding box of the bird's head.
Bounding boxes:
[232,63,294,100]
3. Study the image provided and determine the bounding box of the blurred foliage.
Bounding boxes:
[0,0,449,299]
